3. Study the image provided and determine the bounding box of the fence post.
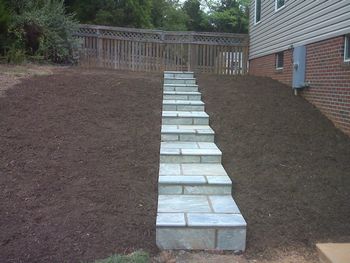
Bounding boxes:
[96,29,103,67]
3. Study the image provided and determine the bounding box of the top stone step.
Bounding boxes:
[164,71,194,79]
[164,78,196,85]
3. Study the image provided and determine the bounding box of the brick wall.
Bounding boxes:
[249,36,350,135]
[249,50,293,86]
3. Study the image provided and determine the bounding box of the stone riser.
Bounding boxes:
[156,227,246,251]
[159,184,231,195]
[162,117,209,125]
[163,94,201,100]
[164,86,198,92]
[161,133,214,142]
[160,154,221,163]
[164,79,196,85]
[163,105,205,111]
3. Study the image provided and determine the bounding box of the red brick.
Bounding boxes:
[249,36,350,135]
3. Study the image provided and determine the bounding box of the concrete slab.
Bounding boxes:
[316,243,350,263]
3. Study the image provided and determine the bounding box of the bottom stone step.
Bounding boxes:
[156,195,246,251]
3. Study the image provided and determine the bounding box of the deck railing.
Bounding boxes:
[75,24,249,75]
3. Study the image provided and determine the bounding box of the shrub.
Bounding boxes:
[8,0,78,63]
[0,0,10,54]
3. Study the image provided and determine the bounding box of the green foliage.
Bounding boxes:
[1,0,249,64]
[8,0,78,63]
[182,0,209,31]
[161,1,188,31]
[64,0,249,33]
[0,0,10,53]
[69,0,153,28]
[5,43,26,63]
[210,0,249,33]
[93,251,149,263]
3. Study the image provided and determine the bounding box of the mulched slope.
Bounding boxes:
[0,68,162,263]
[198,74,350,260]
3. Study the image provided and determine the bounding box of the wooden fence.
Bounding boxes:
[75,24,249,75]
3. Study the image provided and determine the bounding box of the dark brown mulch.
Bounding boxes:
[0,68,162,263]
[198,74,350,261]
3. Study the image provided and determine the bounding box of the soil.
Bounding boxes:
[1,67,350,263]
[197,74,350,262]
[0,68,162,263]
[0,63,56,97]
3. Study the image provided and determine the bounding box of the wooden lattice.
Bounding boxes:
[75,24,249,75]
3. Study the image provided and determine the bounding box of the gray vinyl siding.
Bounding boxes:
[249,0,350,59]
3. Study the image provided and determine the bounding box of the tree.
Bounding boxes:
[182,0,204,31]
[7,0,78,63]
[0,0,10,53]
[209,0,249,33]
[64,0,153,28]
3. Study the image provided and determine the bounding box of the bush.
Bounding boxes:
[5,43,26,63]
[0,0,10,53]
[8,0,78,63]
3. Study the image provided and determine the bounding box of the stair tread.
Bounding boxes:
[164,71,194,74]
[163,100,204,105]
[160,163,228,176]
[164,91,201,95]
[157,195,245,226]
[160,142,221,156]
[164,83,198,87]
[162,111,208,118]
[159,175,231,185]
[162,125,214,134]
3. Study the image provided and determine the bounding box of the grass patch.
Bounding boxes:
[93,251,150,263]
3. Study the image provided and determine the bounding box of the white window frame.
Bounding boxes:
[275,52,284,70]
[345,35,350,62]
[275,0,285,12]
[255,0,262,25]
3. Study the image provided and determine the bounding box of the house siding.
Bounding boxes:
[249,0,350,59]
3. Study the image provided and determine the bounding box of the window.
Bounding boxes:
[276,52,284,69]
[255,0,261,24]
[345,35,350,62]
[275,0,285,11]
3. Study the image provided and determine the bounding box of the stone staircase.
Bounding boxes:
[156,71,247,252]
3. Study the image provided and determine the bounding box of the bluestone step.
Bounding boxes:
[157,71,247,252]
[160,142,221,163]
[156,195,246,251]
[162,100,205,111]
[163,91,201,101]
[159,163,232,195]
[164,78,196,85]
[162,111,209,125]
[164,84,198,92]
[161,125,214,142]
[164,71,194,78]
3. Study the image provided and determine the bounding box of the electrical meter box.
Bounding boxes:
[292,45,306,89]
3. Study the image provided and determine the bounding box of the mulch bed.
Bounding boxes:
[0,68,162,263]
[198,74,350,261]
